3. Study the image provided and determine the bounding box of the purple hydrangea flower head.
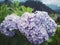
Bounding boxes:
[18,11,57,45]
[0,14,20,37]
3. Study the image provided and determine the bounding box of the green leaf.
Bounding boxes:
[47,38,53,43]
[21,5,27,12]
[27,7,33,13]
[0,4,12,23]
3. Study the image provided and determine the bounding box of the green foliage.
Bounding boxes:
[21,5,33,13]
[0,4,12,23]
[10,1,33,16]
[0,30,30,45]
[47,38,53,43]
[50,13,60,24]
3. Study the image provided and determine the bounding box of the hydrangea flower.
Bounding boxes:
[0,14,20,37]
[0,11,57,45]
[18,11,57,45]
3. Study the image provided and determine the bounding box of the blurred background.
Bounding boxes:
[0,0,60,45]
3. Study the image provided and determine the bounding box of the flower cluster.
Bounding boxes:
[0,14,20,37]
[18,11,57,45]
[0,11,57,45]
